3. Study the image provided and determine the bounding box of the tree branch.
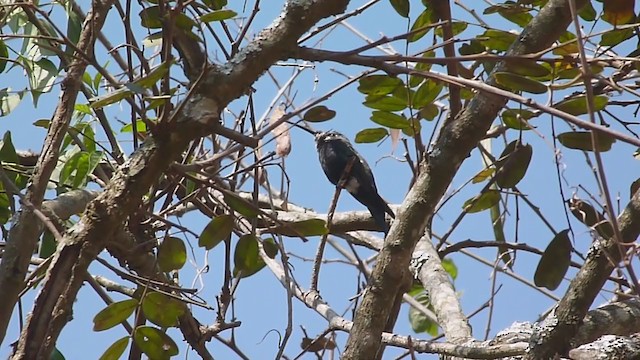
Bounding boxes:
[10,1,352,357]
[341,0,587,357]
[0,0,116,345]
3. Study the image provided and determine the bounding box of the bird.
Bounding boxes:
[314,131,395,235]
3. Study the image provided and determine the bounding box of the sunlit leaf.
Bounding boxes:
[142,292,186,328]
[90,62,171,109]
[200,9,237,22]
[479,29,518,52]
[494,72,547,94]
[286,219,328,236]
[358,75,403,95]
[408,292,438,335]
[502,108,535,130]
[463,190,500,213]
[93,299,138,331]
[199,214,234,250]
[408,9,434,42]
[99,337,129,360]
[233,234,265,278]
[363,95,407,111]
[133,326,179,359]
[370,111,410,129]
[224,193,259,218]
[158,236,187,272]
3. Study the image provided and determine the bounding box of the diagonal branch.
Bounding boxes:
[0,0,116,345]
[341,0,588,357]
[10,1,352,358]
[525,191,640,358]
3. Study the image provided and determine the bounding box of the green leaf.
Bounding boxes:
[120,120,149,134]
[355,128,388,143]
[0,131,19,183]
[490,201,511,268]
[363,95,407,111]
[389,0,409,18]
[204,0,228,10]
[93,299,139,331]
[494,72,547,94]
[408,292,438,335]
[357,75,403,96]
[224,193,259,218]
[419,103,439,120]
[534,229,572,290]
[50,348,65,360]
[434,21,468,37]
[158,237,187,272]
[501,108,535,130]
[408,9,434,42]
[287,219,328,236]
[463,190,500,213]
[504,59,550,78]
[201,9,237,22]
[140,6,163,28]
[90,62,171,109]
[442,258,458,280]
[39,230,56,259]
[198,214,234,250]
[600,28,634,47]
[370,111,410,129]
[0,182,11,224]
[479,29,518,52]
[59,151,82,186]
[495,140,533,189]
[554,95,608,116]
[0,89,22,116]
[133,326,179,359]
[303,105,336,122]
[0,40,8,73]
[142,292,186,328]
[557,131,616,152]
[412,80,443,108]
[472,168,495,183]
[99,337,129,360]
[233,234,266,278]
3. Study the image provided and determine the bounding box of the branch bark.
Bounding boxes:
[9,1,351,358]
[0,0,115,345]
[525,192,640,358]
[341,0,587,357]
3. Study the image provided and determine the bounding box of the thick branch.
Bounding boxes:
[342,0,587,357]
[0,0,115,345]
[525,192,640,358]
[11,1,352,358]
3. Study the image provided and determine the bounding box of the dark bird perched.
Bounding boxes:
[314,131,395,235]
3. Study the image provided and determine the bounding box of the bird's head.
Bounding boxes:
[314,131,349,145]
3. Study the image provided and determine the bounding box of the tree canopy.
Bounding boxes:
[1,0,640,359]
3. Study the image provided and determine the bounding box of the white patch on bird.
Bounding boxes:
[345,177,360,193]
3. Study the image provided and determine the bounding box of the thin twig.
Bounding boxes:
[310,157,356,291]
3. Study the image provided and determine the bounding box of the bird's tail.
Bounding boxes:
[368,198,394,235]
